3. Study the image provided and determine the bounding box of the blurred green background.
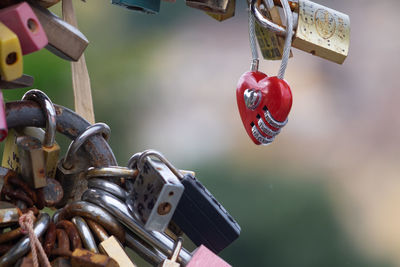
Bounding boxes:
[2,0,399,266]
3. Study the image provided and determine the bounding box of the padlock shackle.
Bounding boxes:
[22,89,57,148]
[63,123,111,170]
[251,0,287,36]
[5,101,117,170]
[86,166,137,180]
[71,216,99,253]
[88,178,128,200]
[137,150,184,180]
[127,152,142,169]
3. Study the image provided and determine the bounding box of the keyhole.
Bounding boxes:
[157,202,172,215]
[6,52,17,65]
[27,19,38,33]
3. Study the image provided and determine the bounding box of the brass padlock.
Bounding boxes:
[186,0,230,14]
[206,0,235,21]
[252,0,350,64]
[16,135,47,188]
[22,89,60,179]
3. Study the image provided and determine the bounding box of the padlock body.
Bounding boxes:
[0,22,23,81]
[112,0,160,14]
[2,129,21,172]
[16,135,47,188]
[293,0,350,64]
[186,0,229,14]
[31,3,89,61]
[22,127,60,179]
[171,173,240,253]
[207,0,235,22]
[127,158,184,232]
[55,159,89,208]
[0,2,48,55]
[55,149,91,208]
[0,201,21,227]
[186,245,231,267]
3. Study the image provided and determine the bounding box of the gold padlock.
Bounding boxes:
[252,0,350,64]
[186,0,230,14]
[207,0,235,22]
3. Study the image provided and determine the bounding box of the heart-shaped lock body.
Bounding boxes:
[236,71,292,145]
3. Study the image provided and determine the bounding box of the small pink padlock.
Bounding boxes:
[0,91,8,141]
[0,2,48,55]
[186,245,232,267]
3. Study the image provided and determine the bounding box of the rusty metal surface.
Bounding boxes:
[5,101,117,168]
[86,219,109,243]
[70,248,119,267]
[57,201,125,243]
[41,178,64,207]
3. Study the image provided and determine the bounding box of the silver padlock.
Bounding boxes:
[251,0,350,64]
[55,123,111,207]
[81,188,192,265]
[126,150,184,232]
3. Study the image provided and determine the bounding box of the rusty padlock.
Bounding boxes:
[55,123,111,207]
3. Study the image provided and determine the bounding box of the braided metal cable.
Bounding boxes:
[248,6,259,71]
[277,0,293,79]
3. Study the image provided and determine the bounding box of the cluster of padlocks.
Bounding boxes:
[1,90,241,267]
[0,0,350,266]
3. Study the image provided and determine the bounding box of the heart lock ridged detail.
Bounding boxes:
[236,71,292,145]
[237,0,294,145]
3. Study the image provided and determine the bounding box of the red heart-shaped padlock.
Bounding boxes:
[236,71,292,145]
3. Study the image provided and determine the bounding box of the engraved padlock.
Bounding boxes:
[252,0,350,64]
[126,150,184,232]
[55,123,110,207]
[112,0,161,14]
[22,89,60,179]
